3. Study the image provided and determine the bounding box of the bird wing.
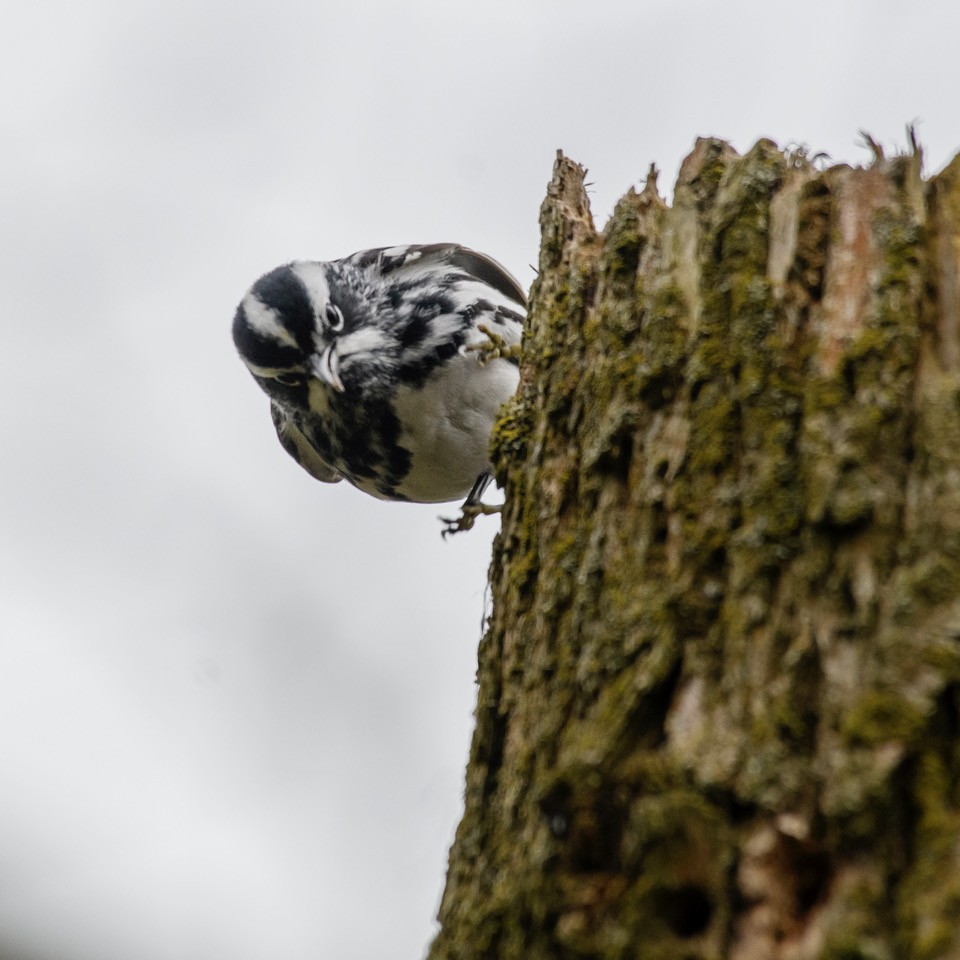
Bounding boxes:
[270,402,343,484]
[353,244,527,309]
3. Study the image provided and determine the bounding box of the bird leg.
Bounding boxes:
[440,471,501,537]
[440,501,503,538]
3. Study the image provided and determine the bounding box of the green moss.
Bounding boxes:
[489,395,531,483]
[631,283,688,406]
[790,176,832,300]
[683,138,736,213]
[676,142,797,591]
[919,639,960,681]
[841,691,929,746]
[608,792,727,953]
[601,188,646,290]
[821,940,893,960]
[873,208,922,291]
[895,753,960,959]
[903,553,960,607]
[566,639,680,763]
[798,215,921,531]
[807,375,847,411]
[686,384,738,473]
[767,648,821,750]
[817,866,892,960]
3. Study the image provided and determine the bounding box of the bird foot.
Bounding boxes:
[466,325,522,364]
[440,501,503,538]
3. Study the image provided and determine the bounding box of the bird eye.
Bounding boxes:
[325,303,345,332]
[274,372,304,387]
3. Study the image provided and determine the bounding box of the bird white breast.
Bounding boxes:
[389,353,519,502]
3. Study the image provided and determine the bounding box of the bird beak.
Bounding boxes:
[313,344,345,393]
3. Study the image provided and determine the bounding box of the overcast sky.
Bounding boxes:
[2,2,958,958]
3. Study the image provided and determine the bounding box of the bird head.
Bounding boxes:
[232,261,396,406]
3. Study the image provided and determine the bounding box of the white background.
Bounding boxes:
[2,2,958,958]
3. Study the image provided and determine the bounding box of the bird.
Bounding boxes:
[232,243,526,509]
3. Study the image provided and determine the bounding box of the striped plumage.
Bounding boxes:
[232,244,525,504]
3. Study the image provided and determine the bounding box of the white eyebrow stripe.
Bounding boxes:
[243,296,298,347]
[290,261,331,312]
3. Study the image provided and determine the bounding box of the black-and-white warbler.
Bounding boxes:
[232,244,525,506]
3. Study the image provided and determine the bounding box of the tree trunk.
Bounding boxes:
[429,137,960,960]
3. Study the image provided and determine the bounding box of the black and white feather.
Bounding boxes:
[233,244,526,504]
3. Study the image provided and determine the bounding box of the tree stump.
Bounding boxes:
[430,136,960,960]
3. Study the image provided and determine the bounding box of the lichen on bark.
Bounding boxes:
[430,139,960,960]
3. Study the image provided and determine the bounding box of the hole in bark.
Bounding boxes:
[479,707,508,803]
[596,426,634,482]
[935,682,960,743]
[817,509,872,539]
[653,884,714,938]
[539,780,573,825]
[842,357,857,396]
[617,433,635,481]
[741,832,832,920]
[640,370,681,409]
[618,655,683,753]
[840,575,858,615]
[652,507,668,544]
[706,547,727,576]
[711,788,758,824]
[539,775,625,871]
[910,683,960,821]
[786,839,831,915]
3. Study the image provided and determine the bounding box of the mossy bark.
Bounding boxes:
[429,138,960,960]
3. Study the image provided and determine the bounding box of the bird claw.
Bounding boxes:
[440,501,503,538]
[466,324,522,364]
